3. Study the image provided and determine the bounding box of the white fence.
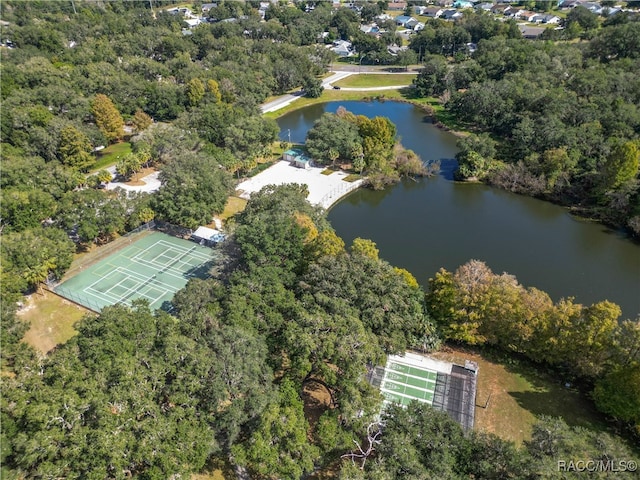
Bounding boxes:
[318,178,364,209]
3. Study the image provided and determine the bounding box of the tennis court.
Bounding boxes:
[380,356,438,407]
[54,232,218,312]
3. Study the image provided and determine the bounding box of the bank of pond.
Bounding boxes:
[277,101,640,319]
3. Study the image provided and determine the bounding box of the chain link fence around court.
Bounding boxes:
[52,231,219,314]
[49,220,158,288]
[51,285,104,313]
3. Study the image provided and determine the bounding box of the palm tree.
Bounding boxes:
[328,148,339,169]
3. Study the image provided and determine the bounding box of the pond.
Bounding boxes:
[277,101,640,319]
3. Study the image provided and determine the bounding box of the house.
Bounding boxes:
[388,1,408,11]
[519,11,538,22]
[404,17,420,29]
[167,7,195,18]
[490,4,510,15]
[435,0,454,6]
[539,14,561,24]
[360,24,380,35]
[394,15,413,26]
[330,39,354,57]
[504,6,525,18]
[518,25,546,39]
[395,15,422,29]
[582,2,604,14]
[441,9,463,20]
[258,2,271,18]
[201,3,217,13]
[475,3,494,12]
[183,18,202,28]
[414,21,425,31]
[603,7,622,16]
[422,6,444,18]
[559,0,584,8]
[453,0,473,8]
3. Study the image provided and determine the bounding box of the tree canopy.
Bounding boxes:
[2,2,639,477]
[154,152,234,229]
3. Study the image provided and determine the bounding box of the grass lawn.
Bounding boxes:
[414,96,471,132]
[90,142,132,172]
[219,196,247,222]
[268,139,288,159]
[19,291,91,353]
[343,173,362,182]
[332,73,416,88]
[191,458,235,480]
[431,345,609,445]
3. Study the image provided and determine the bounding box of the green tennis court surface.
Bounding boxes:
[381,358,438,407]
[55,232,218,312]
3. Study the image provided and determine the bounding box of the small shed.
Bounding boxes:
[283,149,312,169]
[192,226,226,246]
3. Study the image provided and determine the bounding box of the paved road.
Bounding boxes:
[337,85,412,91]
[328,63,422,73]
[260,69,417,113]
[261,71,354,113]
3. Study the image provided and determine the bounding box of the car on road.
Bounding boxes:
[333,85,341,90]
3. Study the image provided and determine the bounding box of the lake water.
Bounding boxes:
[277,101,640,319]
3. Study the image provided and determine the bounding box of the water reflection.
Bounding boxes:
[277,101,640,318]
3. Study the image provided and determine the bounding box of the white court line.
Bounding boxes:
[132,241,211,266]
[382,378,435,395]
[112,266,178,292]
[84,267,178,305]
[129,243,213,280]
[132,241,174,265]
[128,257,187,281]
[103,276,141,298]
[104,274,150,303]
[154,240,212,261]
[134,240,212,263]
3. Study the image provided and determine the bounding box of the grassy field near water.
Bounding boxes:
[432,346,609,445]
[332,73,416,88]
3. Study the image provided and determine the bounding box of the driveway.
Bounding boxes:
[105,169,161,194]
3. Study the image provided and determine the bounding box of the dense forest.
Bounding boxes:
[1,1,639,478]
[409,9,640,234]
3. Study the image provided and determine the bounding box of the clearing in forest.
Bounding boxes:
[54,232,218,312]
